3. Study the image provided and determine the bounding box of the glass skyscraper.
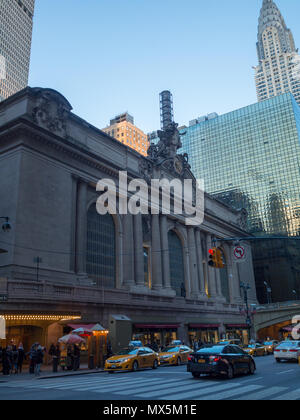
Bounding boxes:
[180,93,300,303]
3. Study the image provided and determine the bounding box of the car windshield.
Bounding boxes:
[278,342,299,348]
[116,348,139,355]
[264,341,273,345]
[162,347,180,353]
[197,346,224,354]
[245,345,255,348]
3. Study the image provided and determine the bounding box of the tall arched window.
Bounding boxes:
[168,230,185,297]
[86,204,116,289]
[219,248,230,303]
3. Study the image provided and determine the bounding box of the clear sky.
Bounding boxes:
[29,0,300,133]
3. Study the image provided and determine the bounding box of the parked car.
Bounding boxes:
[159,345,193,366]
[263,340,279,355]
[243,343,267,357]
[217,339,242,347]
[105,346,159,373]
[274,341,300,363]
[187,344,256,379]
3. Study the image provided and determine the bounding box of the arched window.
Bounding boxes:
[86,204,116,289]
[168,230,185,297]
[219,248,230,303]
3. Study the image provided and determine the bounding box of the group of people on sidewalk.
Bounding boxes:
[0,343,26,376]
[49,343,81,372]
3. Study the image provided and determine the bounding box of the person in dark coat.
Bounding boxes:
[34,345,44,376]
[73,344,80,371]
[28,344,37,374]
[11,345,18,374]
[2,348,11,375]
[17,343,26,373]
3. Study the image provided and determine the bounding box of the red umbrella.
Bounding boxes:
[58,334,86,344]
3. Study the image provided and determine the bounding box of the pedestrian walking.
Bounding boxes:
[28,343,37,374]
[34,345,44,377]
[17,343,25,374]
[1,348,11,375]
[11,345,19,374]
[73,344,80,371]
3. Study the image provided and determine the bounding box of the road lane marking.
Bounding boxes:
[158,382,242,400]
[196,385,263,400]
[235,386,286,400]
[272,388,300,400]
[276,370,295,375]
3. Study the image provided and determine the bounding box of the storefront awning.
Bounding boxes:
[134,324,180,329]
[189,324,220,329]
[226,324,249,329]
[68,323,98,330]
[280,325,300,333]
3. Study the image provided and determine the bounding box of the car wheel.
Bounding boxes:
[132,361,139,372]
[249,361,255,375]
[177,357,181,366]
[227,364,234,380]
[192,372,200,379]
[152,360,158,370]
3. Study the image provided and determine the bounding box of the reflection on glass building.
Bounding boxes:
[180,93,300,303]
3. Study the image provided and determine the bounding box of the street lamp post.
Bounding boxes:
[264,281,272,304]
[240,281,253,340]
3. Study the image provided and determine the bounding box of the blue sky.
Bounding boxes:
[29,0,300,133]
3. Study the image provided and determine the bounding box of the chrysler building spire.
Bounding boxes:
[254,0,300,106]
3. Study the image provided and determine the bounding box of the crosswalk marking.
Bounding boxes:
[271,388,300,400]
[32,377,161,392]
[77,378,180,393]
[0,373,299,400]
[117,380,218,397]
[93,379,183,395]
[235,387,286,400]
[161,382,242,400]
[196,385,263,400]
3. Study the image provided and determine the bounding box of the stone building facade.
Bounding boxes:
[0,88,257,351]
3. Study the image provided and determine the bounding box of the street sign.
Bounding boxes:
[233,245,246,262]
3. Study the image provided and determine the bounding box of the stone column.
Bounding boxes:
[187,227,199,297]
[151,214,163,290]
[133,213,145,287]
[160,215,171,290]
[76,179,87,275]
[195,229,206,296]
[123,214,135,288]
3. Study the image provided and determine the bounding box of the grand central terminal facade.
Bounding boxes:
[0,88,257,351]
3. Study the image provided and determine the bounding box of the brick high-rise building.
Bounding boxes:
[0,0,35,101]
[102,112,149,156]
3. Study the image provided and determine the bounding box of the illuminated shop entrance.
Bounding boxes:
[132,324,180,348]
[0,313,81,352]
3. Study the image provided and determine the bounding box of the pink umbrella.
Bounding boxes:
[58,334,86,345]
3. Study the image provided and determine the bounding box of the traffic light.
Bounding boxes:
[208,247,224,268]
[208,247,218,267]
[216,248,224,269]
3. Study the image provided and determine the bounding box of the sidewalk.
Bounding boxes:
[1,364,106,382]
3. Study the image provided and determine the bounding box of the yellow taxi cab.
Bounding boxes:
[159,345,193,366]
[243,343,266,357]
[263,340,279,355]
[105,346,159,373]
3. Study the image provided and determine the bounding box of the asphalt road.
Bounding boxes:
[0,355,299,401]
